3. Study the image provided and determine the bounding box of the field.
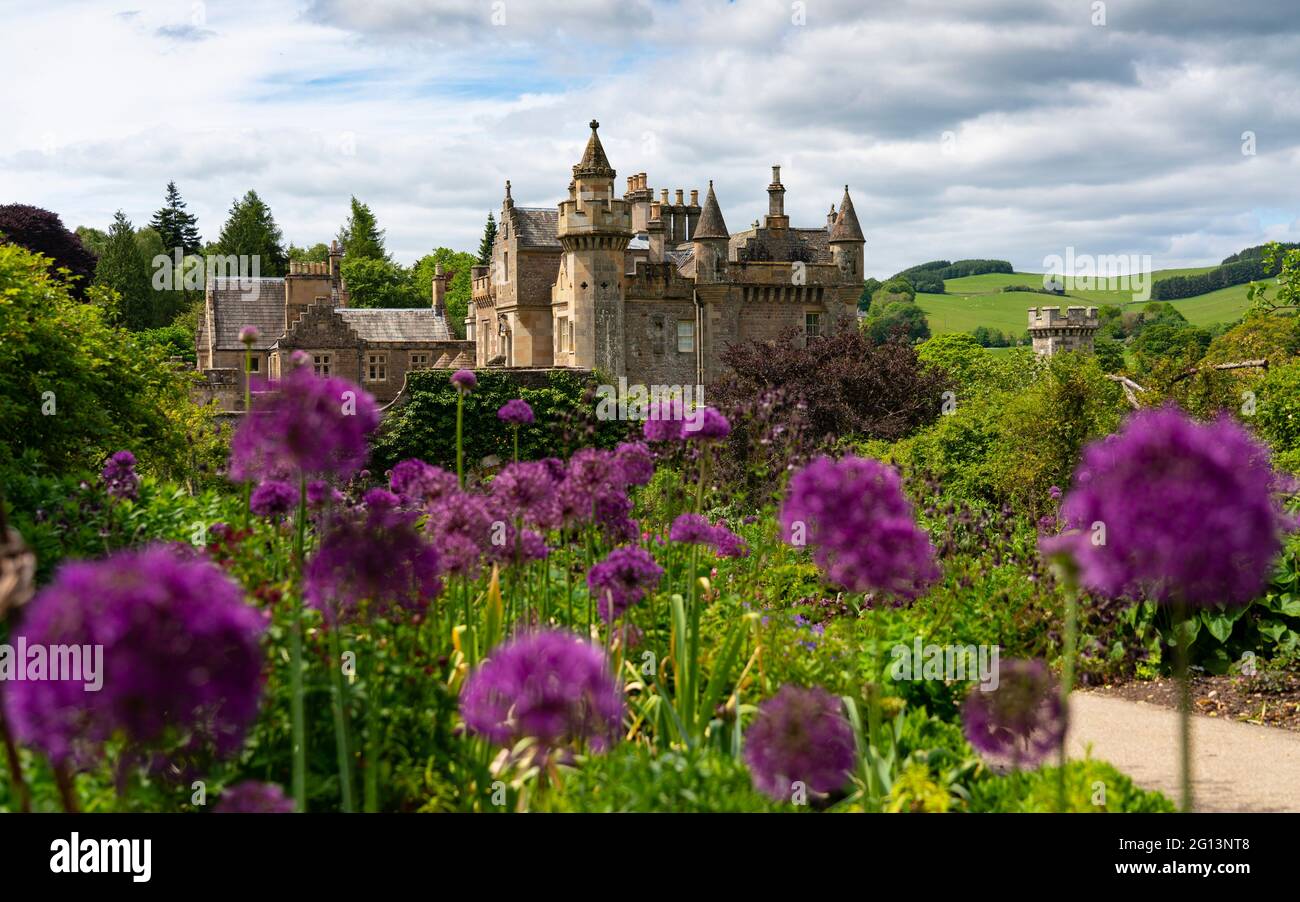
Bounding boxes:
[915,269,1256,336]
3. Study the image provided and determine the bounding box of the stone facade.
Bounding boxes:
[1028,305,1100,356]
[470,122,864,387]
[195,241,472,411]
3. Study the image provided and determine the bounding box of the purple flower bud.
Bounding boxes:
[451,369,477,391]
[497,398,534,425]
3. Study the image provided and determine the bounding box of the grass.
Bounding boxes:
[915,270,1257,337]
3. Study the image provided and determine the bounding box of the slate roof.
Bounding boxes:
[335,308,452,342]
[693,181,729,240]
[830,187,865,242]
[513,208,561,249]
[205,277,285,350]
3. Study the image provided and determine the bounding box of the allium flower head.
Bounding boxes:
[451,369,477,391]
[459,630,623,759]
[743,685,856,800]
[780,455,939,600]
[100,450,140,500]
[642,401,687,443]
[1040,406,1294,606]
[587,546,664,622]
[614,441,655,486]
[4,546,265,768]
[305,497,441,624]
[389,458,458,507]
[228,367,378,483]
[250,479,297,519]
[306,479,342,508]
[669,513,715,544]
[962,658,1065,769]
[497,398,534,425]
[686,407,730,441]
[238,325,260,346]
[491,461,559,528]
[425,490,495,577]
[711,522,750,559]
[216,780,295,813]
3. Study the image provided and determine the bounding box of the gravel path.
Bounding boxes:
[1067,692,1300,812]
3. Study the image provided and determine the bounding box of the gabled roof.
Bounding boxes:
[335,308,452,343]
[692,181,729,240]
[830,186,865,242]
[513,208,561,249]
[206,277,284,350]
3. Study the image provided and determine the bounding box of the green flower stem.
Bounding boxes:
[456,388,465,488]
[0,686,31,812]
[512,424,519,464]
[242,345,253,527]
[1173,599,1193,812]
[1057,583,1078,813]
[327,627,355,813]
[685,543,700,733]
[290,475,308,811]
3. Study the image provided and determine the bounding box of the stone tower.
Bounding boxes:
[1028,305,1099,355]
[829,186,865,278]
[692,180,729,283]
[555,120,633,375]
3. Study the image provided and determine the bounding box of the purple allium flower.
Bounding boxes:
[780,455,939,601]
[642,401,686,443]
[228,367,379,483]
[491,461,558,528]
[1040,406,1295,606]
[100,450,140,500]
[497,398,534,425]
[425,491,495,577]
[3,546,265,768]
[670,513,715,544]
[962,658,1065,770]
[459,630,623,758]
[389,458,459,507]
[587,546,664,622]
[249,479,297,519]
[216,780,295,813]
[614,441,655,486]
[743,685,856,801]
[306,479,342,508]
[289,349,310,368]
[711,522,750,559]
[450,369,477,391]
[1048,485,1062,501]
[238,325,260,346]
[686,407,731,441]
[487,525,550,565]
[305,496,441,625]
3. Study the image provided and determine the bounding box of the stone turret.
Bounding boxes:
[829,186,865,278]
[1028,305,1099,356]
[692,180,730,283]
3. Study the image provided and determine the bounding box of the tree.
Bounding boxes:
[478,212,497,265]
[864,300,930,344]
[289,242,330,263]
[1093,335,1125,373]
[149,181,202,254]
[93,211,156,330]
[858,277,882,311]
[214,190,288,277]
[0,204,97,297]
[412,247,478,336]
[75,225,108,258]
[0,242,211,479]
[336,196,387,261]
[871,276,916,307]
[340,257,421,308]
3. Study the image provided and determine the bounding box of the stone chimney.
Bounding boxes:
[766,164,788,229]
[432,262,448,316]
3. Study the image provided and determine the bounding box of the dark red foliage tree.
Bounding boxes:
[0,204,97,297]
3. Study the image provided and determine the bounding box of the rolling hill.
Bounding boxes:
[914,269,1256,337]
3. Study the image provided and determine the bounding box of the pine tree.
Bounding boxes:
[149,181,202,255]
[478,212,497,264]
[93,211,156,330]
[336,196,388,261]
[214,190,288,277]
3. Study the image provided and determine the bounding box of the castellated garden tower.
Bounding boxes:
[554,120,633,377]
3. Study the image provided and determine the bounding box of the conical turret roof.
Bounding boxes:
[572,120,615,179]
[830,185,865,242]
[692,180,729,240]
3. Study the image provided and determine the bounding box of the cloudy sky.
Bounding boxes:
[4,0,1299,277]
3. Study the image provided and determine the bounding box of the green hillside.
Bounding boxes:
[915,269,1255,336]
